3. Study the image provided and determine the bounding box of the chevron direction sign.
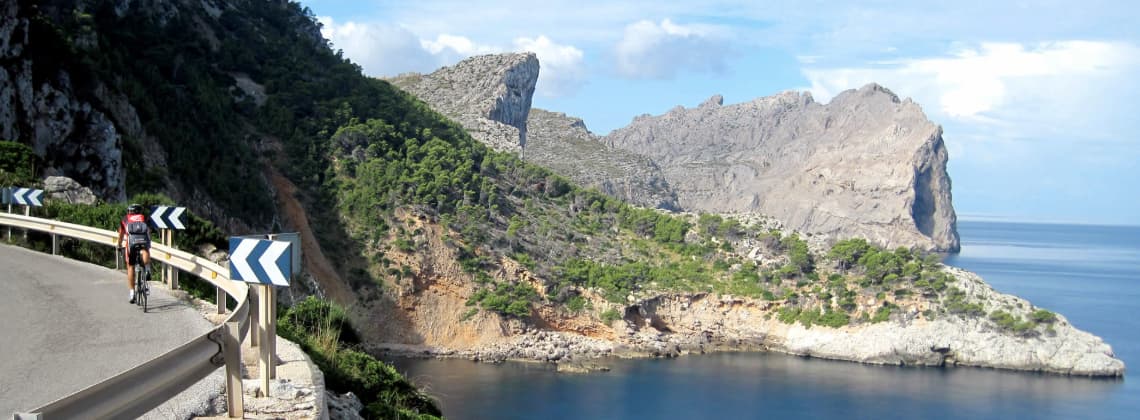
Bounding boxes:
[229,238,292,286]
[9,187,44,207]
[150,206,187,229]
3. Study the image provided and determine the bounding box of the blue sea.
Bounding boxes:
[389,221,1139,419]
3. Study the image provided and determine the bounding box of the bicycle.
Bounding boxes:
[125,245,150,312]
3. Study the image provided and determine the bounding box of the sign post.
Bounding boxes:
[228,236,291,397]
[151,206,186,288]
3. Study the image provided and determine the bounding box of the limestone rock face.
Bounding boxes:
[388,53,539,152]
[605,84,960,252]
[1,2,126,202]
[523,109,679,210]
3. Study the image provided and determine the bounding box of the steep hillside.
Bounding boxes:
[606,88,959,252]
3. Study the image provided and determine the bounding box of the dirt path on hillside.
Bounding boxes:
[265,166,353,305]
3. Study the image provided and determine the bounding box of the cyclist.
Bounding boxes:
[118,203,156,304]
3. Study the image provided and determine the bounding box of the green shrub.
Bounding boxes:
[565,295,587,313]
[828,238,872,271]
[797,308,820,328]
[1031,309,1057,323]
[600,308,622,323]
[467,282,537,317]
[870,304,895,323]
[990,310,1038,334]
[777,306,801,324]
[817,309,851,328]
[0,141,38,186]
[278,297,440,419]
[943,287,985,317]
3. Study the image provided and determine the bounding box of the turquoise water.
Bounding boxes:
[390,221,1138,419]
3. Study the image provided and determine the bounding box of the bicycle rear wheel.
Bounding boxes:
[135,266,147,312]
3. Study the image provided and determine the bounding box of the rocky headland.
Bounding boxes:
[372,264,1123,377]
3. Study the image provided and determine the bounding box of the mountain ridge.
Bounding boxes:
[604,83,959,252]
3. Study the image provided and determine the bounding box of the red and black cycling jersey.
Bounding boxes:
[120,213,156,247]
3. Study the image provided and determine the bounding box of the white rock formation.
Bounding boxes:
[387,53,539,152]
[605,85,960,252]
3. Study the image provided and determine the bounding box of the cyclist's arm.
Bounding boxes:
[116,220,125,247]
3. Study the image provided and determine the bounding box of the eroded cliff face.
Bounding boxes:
[1,1,125,200]
[605,85,960,252]
[388,53,539,152]
[522,109,679,210]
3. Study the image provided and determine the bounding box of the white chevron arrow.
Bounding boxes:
[26,189,42,206]
[259,241,291,286]
[168,207,186,229]
[151,206,169,229]
[230,239,259,282]
[12,188,40,206]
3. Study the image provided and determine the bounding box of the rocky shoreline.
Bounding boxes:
[370,267,1125,378]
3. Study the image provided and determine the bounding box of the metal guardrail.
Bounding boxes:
[1,212,250,419]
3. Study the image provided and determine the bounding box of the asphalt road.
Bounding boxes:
[0,244,217,416]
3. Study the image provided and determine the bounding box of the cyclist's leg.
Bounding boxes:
[126,248,136,302]
[140,247,152,280]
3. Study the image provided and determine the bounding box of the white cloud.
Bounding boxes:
[421,34,499,56]
[317,17,444,76]
[613,19,732,79]
[803,41,1140,146]
[318,17,586,98]
[514,36,585,97]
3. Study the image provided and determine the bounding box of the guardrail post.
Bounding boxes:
[223,322,245,418]
[258,286,273,396]
[51,234,58,255]
[216,285,227,315]
[268,286,277,380]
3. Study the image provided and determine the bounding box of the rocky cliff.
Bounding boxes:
[605,86,960,252]
[1,0,125,200]
[388,53,538,152]
[388,54,680,209]
[522,109,679,209]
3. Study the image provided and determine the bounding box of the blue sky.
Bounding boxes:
[302,0,1140,226]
